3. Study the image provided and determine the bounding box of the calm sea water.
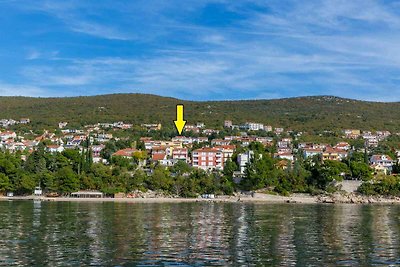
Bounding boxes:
[0,201,400,266]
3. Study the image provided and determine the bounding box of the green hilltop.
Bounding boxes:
[0,94,399,132]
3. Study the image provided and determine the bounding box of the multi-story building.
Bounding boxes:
[172,148,189,163]
[370,155,395,174]
[364,136,378,148]
[237,151,254,174]
[244,122,264,131]
[303,148,323,158]
[192,148,223,171]
[322,147,348,161]
[214,145,235,163]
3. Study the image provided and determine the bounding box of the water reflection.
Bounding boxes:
[1,201,400,266]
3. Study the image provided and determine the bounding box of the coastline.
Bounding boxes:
[1,193,400,204]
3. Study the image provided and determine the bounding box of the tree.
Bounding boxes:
[240,153,279,191]
[57,167,80,193]
[128,170,147,192]
[350,161,373,181]
[223,159,237,178]
[170,160,192,175]
[0,173,12,193]
[147,166,172,192]
[309,160,350,190]
[42,172,58,192]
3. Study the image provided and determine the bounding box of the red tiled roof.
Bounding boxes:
[152,153,166,161]
[214,145,236,150]
[193,147,221,153]
[112,148,137,157]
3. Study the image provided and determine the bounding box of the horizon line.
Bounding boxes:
[0,93,398,104]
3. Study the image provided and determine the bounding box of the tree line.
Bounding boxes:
[2,139,395,197]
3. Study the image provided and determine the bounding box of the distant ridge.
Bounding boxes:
[0,94,399,131]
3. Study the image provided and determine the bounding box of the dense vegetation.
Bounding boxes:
[0,139,382,197]
[1,94,400,132]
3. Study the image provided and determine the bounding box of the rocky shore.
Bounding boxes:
[317,193,400,204]
[2,192,400,205]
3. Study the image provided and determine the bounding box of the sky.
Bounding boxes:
[0,0,400,101]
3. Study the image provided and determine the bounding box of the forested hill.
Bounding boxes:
[0,94,399,132]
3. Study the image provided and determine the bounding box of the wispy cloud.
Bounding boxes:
[26,49,41,60]
[1,0,400,101]
[0,82,45,96]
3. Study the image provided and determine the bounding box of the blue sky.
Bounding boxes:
[0,0,400,101]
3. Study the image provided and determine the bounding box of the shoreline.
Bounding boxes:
[2,193,400,204]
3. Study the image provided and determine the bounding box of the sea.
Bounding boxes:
[0,201,399,266]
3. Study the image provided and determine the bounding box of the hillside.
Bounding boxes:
[0,94,399,132]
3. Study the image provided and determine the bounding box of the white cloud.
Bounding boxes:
[4,0,400,101]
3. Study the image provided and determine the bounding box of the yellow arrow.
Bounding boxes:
[174,104,186,135]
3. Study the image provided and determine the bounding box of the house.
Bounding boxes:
[112,148,138,158]
[322,147,348,161]
[23,140,39,150]
[95,133,113,143]
[344,129,361,139]
[224,136,242,141]
[4,141,26,152]
[237,151,254,174]
[172,136,193,145]
[211,139,231,146]
[255,136,274,147]
[192,148,224,171]
[274,128,284,134]
[214,145,235,163]
[58,122,68,129]
[264,125,273,132]
[46,145,65,153]
[274,152,294,161]
[0,119,17,127]
[224,120,232,128]
[303,148,323,158]
[66,140,82,148]
[370,164,388,175]
[144,140,182,151]
[172,148,189,163]
[20,118,30,124]
[152,146,170,157]
[202,129,220,135]
[185,125,201,133]
[0,131,17,141]
[92,145,105,157]
[278,138,292,148]
[152,153,167,162]
[196,122,205,128]
[370,155,395,174]
[141,123,162,131]
[73,135,87,141]
[334,142,351,151]
[193,137,208,143]
[364,136,378,148]
[376,131,391,141]
[244,122,264,131]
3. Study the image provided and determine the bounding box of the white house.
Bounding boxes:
[237,151,254,174]
[370,155,395,174]
[46,145,65,153]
